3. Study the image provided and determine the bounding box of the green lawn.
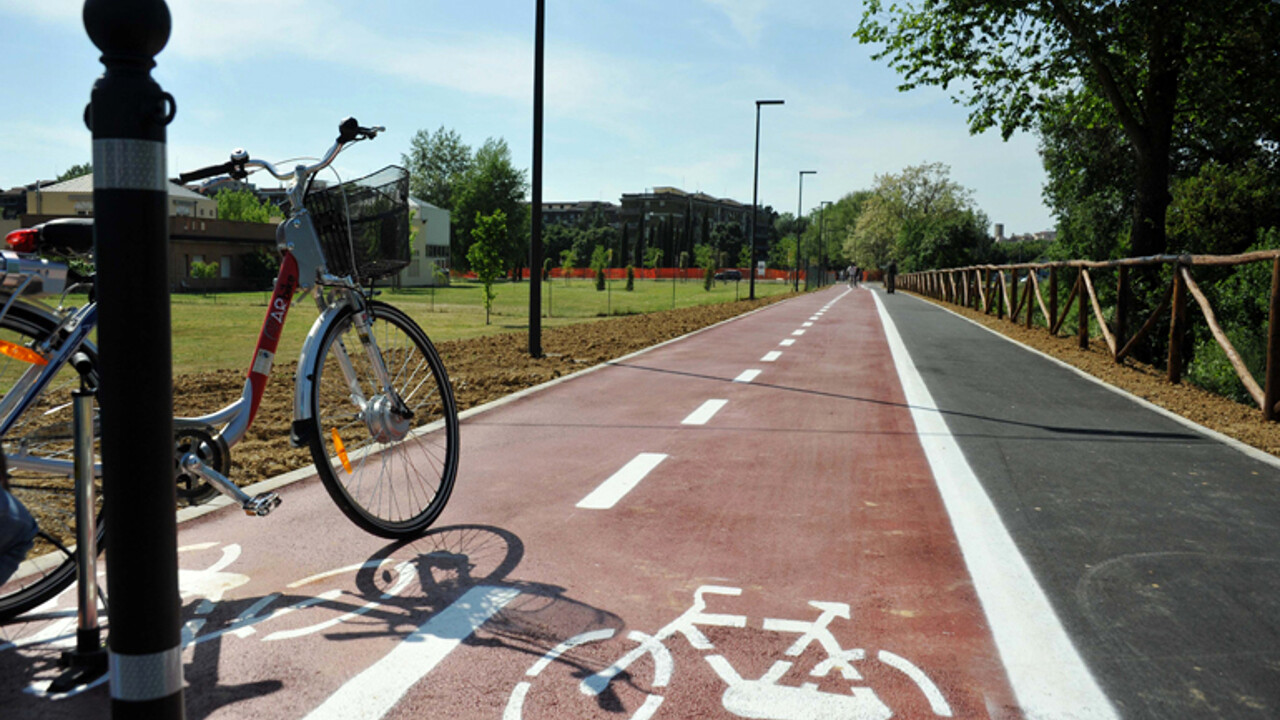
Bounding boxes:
[171,277,795,374]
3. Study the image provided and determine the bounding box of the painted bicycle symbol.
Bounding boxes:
[504,585,954,720]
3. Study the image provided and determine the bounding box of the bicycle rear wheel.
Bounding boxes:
[303,300,458,539]
[0,304,101,622]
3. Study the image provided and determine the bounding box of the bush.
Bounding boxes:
[626,265,635,291]
[704,263,714,291]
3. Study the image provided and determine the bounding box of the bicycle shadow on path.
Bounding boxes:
[1,523,624,720]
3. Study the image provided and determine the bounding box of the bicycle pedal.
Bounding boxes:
[242,492,282,517]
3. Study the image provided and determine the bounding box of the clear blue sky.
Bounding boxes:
[0,0,1054,234]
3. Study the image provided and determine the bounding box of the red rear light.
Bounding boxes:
[5,228,37,253]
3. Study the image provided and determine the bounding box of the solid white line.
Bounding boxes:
[576,453,668,509]
[733,369,762,383]
[682,399,728,425]
[779,339,795,347]
[871,292,1117,719]
[791,329,805,336]
[303,585,519,720]
[761,351,782,362]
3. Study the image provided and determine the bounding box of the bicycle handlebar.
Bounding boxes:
[173,117,384,186]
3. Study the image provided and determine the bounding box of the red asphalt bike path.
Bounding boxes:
[3,285,1031,719]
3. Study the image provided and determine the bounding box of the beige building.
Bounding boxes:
[26,174,218,219]
[396,198,450,287]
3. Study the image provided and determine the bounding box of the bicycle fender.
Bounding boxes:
[292,301,351,428]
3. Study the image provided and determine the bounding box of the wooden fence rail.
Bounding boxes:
[899,250,1280,421]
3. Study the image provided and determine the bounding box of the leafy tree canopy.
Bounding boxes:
[56,163,92,182]
[453,137,529,273]
[855,0,1280,258]
[214,187,280,223]
[401,127,471,211]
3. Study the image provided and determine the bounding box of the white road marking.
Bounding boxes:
[809,316,820,321]
[682,399,728,425]
[802,321,814,327]
[733,369,762,383]
[303,585,519,720]
[791,329,805,336]
[577,453,669,509]
[871,292,1118,720]
[779,339,796,347]
[877,650,953,717]
[761,351,782,362]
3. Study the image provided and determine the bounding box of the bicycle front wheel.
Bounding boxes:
[303,301,458,539]
[0,303,101,622]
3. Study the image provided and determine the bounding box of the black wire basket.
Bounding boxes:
[305,165,411,281]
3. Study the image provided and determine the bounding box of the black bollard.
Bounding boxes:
[83,0,184,717]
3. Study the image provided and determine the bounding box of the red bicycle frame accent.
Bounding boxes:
[245,251,300,425]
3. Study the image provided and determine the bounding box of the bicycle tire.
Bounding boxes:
[303,300,459,539]
[0,303,102,622]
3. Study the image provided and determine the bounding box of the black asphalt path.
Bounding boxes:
[879,286,1280,719]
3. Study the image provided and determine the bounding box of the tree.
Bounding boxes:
[189,260,219,296]
[694,243,715,291]
[453,138,529,277]
[401,127,471,211]
[559,248,576,285]
[215,187,279,223]
[843,163,986,271]
[855,0,1280,259]
[590,245,608,291]
[56,163,92,182]
[241,247,280,285]
[466,210,507,325]
[643,247,663,272]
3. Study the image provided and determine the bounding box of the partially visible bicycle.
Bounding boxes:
[0,118,459,621]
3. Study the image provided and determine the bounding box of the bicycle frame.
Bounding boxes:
[0,219,400,501]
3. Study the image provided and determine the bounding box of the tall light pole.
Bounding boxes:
[795,170,816,291]
[749,99,784,300]
[528,0,544,357]
[819,200,831,287]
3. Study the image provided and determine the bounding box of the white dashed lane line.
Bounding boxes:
[733,369,762,383]
[682,399,728,426]
[761,351,782,362]
[791,329,805,336]
[779,339,795,347]
[576,453,669,510]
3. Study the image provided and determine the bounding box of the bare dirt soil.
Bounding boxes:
[174,294,795,486]
[908,291,1280,458]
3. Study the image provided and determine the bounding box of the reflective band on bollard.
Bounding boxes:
[109,647,185,702]
[92,139,168,192]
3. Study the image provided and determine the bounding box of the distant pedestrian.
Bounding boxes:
[846,264,855,288]
[886,260,897,294]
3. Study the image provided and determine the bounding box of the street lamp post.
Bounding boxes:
[749,99,784,300]
[819,200,831,287]
[528,0,544,357]
[796,170,816,291]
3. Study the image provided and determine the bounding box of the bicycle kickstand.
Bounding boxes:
[179,453,282,517]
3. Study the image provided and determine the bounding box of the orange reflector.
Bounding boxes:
[331,428,353,474]
[0,339,47,366]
